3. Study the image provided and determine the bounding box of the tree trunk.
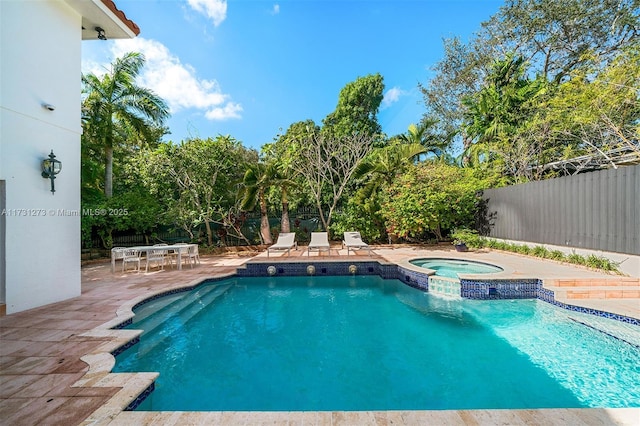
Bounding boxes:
[259,192,272,245]
[205,220,213,246]
[316,202,328,231]
[281,201,290,233]
[105,145,113,198]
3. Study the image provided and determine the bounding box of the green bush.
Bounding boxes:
[567,253,586,265]
[450,229,482,247]
[532,245,549,258]
[548,250,566,261]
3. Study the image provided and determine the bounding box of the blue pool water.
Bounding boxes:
[410,258,503,278]
[114,275,640,411]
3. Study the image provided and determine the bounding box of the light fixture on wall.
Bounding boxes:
[41,150,62,194]
[95,26,107,40]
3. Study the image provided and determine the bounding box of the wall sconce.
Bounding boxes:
[41,150,62,194]
[95,26,107,40]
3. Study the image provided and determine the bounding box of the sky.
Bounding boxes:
[82,0,504,151]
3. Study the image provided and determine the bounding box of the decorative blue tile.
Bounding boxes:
[125,382,155,411]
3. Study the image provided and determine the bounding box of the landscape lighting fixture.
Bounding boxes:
[95,26,107,40]
[41,150,62,194]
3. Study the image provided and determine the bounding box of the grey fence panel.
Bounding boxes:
[483,165,639,255]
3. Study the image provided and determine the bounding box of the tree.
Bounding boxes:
[331,139,427,242]
[262,120,316,234]
[290,132,376,231]
[485,0,640,82]
[82,52,169,198]
[532,45,640,174]
[322,73,385,140]
[240,163,275,245]
[381,163,487,241]
[398,119,451,161]
[420,0,639,154]
[141,136,257,246]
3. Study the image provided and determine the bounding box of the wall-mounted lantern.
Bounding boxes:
[95,26,107,40]
[41,150,62,194]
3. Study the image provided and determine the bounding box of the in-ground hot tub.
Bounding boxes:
[409,258,503,278]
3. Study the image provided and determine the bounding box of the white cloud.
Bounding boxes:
[187,0,227,27]
[205,102,243,120]
[382,87,406,109]
[272,4,280,15]
[110,38,241,121]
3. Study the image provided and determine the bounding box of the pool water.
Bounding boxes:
[114,275,640,411]
[410,258,503,278]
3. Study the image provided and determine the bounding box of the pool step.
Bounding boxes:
[132,284,233,357]
[133,284,229,336]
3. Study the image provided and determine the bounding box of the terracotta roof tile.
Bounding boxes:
[101,0,140,36]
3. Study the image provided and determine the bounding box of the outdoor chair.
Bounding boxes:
[343,231,372,256]
[146,247,166,272]
[122,248,141,272]
[154,243,174,268]
[267,232,297,257]
[307,232,331,256]
[184,244,200,268]
[111,247,126,271]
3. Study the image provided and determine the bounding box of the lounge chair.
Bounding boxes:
[267,232,297,257]
[343,231,372,256]
[307,232,331,256]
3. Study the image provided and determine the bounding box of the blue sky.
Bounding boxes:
[82,0,503,151]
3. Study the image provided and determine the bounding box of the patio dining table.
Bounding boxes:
[111,244,197,272]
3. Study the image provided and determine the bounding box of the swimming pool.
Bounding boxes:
[114,275,640,411]
[410,258,503,278]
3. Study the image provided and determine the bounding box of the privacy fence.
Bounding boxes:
[483,164,639,255]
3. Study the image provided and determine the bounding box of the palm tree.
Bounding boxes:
[399,119,450,161]
[354,142,427,200]
[82,52,169,198]
[241,163,274,245]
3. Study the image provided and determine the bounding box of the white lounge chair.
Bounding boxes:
[267,232,297,257]
[307,232,331,256]
[343,231,372,256]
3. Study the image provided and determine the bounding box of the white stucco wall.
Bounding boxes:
[1,0,82,314]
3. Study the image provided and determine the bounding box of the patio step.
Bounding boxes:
[548,285,640,300]
[548,278,640,287]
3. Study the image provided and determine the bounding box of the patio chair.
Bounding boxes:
[122,248,141,272]
[267,232,297,257]
[307,232,331,256]
[111,247,126,272]
[184,244,201,268]
[154,243,175,268]
[146,247,166,272]
[343,231,372,256]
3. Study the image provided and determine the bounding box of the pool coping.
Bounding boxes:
[73,258,640,424]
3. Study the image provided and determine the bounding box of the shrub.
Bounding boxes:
[450,229,482,247]
[567,253,586,265]
[548,250,566,261]
[532,245,549,258]
[381,163,488,241]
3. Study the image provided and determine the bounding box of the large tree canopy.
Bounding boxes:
[420,0,640,159]
[322,73,385,139]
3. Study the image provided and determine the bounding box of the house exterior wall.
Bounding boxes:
[1,0,82,314]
